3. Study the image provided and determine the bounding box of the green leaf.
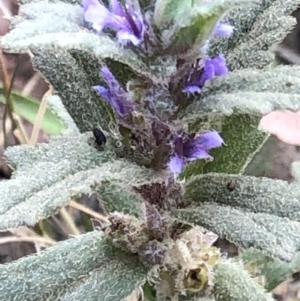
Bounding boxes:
[60,259,145,301]
[192,1,300,176]
[18,1,83,24]
[96,183,144,217]
[225,17,296,70]
[154,0,181,28]
[181,1,300,176]
[213,260,274,301]
[182,114,266,176]
[45,94,80,135]
[157,0,254,59]
[0,132,155,229]
[0,85,65,135]
[1,31,174,85]
[172,203,300,261]
[182,65,300,175]
[239,248,300,292]
[209,0,298,70]
[30,46,113,132]
[0,231,147,301]
[184,173,300,221]
[186,65,300,116]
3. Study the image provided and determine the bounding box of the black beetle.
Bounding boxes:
[93,127,107,146]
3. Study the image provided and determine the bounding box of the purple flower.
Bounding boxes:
[183,54,229,94]
[94,67,134,116]
[168,131,224,174]
[214,22,234,37]
[82,0,146,45]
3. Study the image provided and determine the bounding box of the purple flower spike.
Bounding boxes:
[214,22,234,37]
[168,131,224,174]
[82,0,145,45]
[94,66,134,116]
[201,54,229,84]
[183,54,229,95]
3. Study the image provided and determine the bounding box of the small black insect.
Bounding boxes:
[226,180,236,192]
[93,127,107,146]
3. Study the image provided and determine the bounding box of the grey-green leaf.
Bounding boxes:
[213,260,275,301]
[209,0,298,70]
[0,132,154,229]
[172,203,300,261]
[1,31,174,84]
[185,65,300,116]
[0,231,147,301]
[184,173,300,221]
[30,46,113,132]
[239,247,300,292]
[182,65,300,176]
[45,94,80,135]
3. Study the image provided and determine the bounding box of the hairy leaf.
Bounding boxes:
[0,132,154,229]
[19,1,83,24]
[184,173,300,221]
[157,0,254,58]
[172,203,300,261]
[182,65,300,175]
[213,260,274,301]
[45,94,80,135]
[1,31,174,84]
[185,66,300,116]
[0,231,147,301]
[96,183,144,217]
[210,0,298,70]
[180,296,215,301]
[209,2,273,58]
[239,248,300,292]
[184,0,300,177]
[182,114,266,176]
[31,46,113,132]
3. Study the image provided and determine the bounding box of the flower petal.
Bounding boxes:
[93,85,111,102]
[98,67,135,116]
[214,22,234,37]
[82,0,145,45]
[101,66,126,96]
[193,131,224,150]
[186,149,211,160]
[200,54,228,86]
[182,85,201,95]
[82,0,113,32]
[117,29,141,45]
[168,155,184,174]
[210,54,228,77]
[109,0,126,16]
[93,85,122,113]
[182,131,223,160]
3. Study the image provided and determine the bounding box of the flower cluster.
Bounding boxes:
[82,0,145,45]
[169,132,224,174]
[93,67,135,116]
[183,54,228,94]
[83,0,231,174]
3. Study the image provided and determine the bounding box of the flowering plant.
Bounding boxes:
[1,0,300,300]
